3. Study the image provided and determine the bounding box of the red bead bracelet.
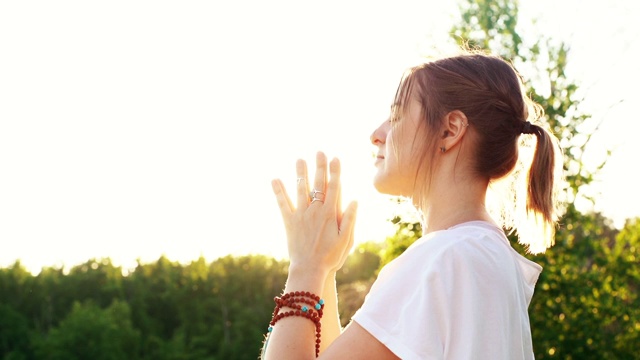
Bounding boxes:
[267,291,325,357]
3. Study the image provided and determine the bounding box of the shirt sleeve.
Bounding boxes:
[351,238,451,360]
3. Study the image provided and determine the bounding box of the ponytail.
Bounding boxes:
[516,119,564,253]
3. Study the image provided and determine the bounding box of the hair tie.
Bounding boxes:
[520,121,536,135]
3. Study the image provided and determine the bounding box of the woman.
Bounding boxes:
[262,51,563,359]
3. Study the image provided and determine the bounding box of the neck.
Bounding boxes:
[414,175,495,234]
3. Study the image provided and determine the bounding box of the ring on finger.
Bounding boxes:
[309,189,325,202]
[297,177,306,185]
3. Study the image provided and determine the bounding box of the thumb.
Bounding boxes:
[339,201,358,235]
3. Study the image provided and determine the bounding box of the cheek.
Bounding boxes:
[395,140,418,168]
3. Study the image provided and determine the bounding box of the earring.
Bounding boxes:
[440,146,446,153]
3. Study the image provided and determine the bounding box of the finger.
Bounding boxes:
[311,151,327,205]
[335,201,357,271]
[271,179,293,220]
[296,159,309,209]
[324,157,340,211]
[339,201,358,238]
[340,231,356,267]
[330,158,343,225]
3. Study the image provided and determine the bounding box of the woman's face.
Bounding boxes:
[370,97,425,197]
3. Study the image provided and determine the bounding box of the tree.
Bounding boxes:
[521,208,628,359]
[34,300,140,360]
[451,0,604,204]
[0,303,32,359]
[335,241,383,327]
[0,254,294,360]
[206,255,288,360]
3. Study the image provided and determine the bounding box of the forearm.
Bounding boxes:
[319,271,342,353]
[262,266,327,360]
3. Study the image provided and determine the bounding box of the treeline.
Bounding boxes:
[1,208,639,359]
[0,255,294,360]
[0,247,381,360]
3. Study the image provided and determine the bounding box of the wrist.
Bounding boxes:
[324,271,337,284]
[284,264,328,295]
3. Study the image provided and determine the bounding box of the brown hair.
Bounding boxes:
[391,51,563,253]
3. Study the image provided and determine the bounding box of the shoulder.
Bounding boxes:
[392,221,513,271]
[361,221,517,310]
[375,220,538,300]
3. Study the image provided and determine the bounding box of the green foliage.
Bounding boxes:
[0,255,291,360]
[452,0,522,59]
[0,303,31,359]
[0,252,384,359]
[34,300,140,360]
[336,241,383,285]
[2,216,634,359]
[608,219,640,354]
[511,206,640,359]
[378,216,422,269]
[335,242,383,327]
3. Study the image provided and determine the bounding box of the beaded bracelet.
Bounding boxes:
[265,291,325,358]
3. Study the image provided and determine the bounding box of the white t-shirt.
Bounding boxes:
[351,221,541,360]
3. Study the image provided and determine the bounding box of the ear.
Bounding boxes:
[440,110,469,153]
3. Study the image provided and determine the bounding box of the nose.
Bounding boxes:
[370,120,389,145]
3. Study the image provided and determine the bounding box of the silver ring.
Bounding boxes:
[309,189,325,202]
[296,177,305,185]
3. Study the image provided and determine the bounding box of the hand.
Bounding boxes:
[271,152,358,274]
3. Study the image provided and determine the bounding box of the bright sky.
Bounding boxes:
[1,0,639,274]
